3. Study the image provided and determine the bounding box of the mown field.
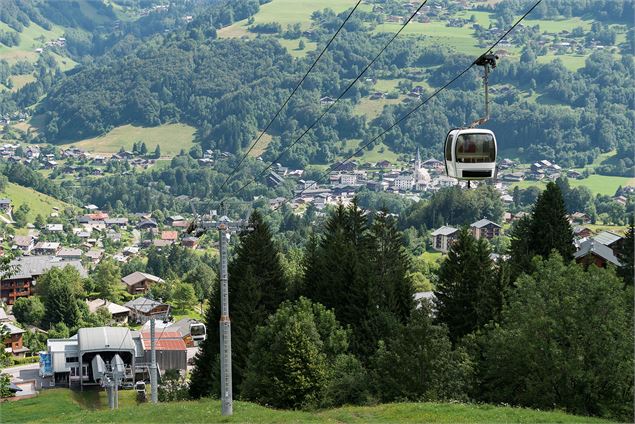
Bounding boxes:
[0,388,611,424]
[66,123,197,156]
[511,175,635,196]
[0,182,72,222]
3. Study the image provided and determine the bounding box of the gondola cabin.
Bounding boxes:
[190,322,207,343]
[444,128,497,180]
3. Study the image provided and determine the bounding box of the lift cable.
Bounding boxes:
[272,0,544,211]
[226,0,431,200]
[219,1,363,192]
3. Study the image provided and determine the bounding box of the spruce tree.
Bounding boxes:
[189,210,287,399]
[434,228,497,342]
[528,182,574,260]
[616,218,634,288]
[507,215,533,281]
[370,210,415,323]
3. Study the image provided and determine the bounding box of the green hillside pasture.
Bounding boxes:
[338,139,400,164]
[277,37,318,58]
[511,175,635,196]
[373,21,482,56]
[8,74,36,92]
[0,388,611,424]
[1,182,72,222]
[68,124,196,156]
[0,21,65,64]
[355,96,402,119]
[218,0,359,38]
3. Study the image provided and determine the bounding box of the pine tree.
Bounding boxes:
[140,142,148,155]
[189,210,287,399]
[153,144,161,158]
[434,228,497,342]
[529,182,574,260]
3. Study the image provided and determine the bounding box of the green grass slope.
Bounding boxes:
[67,123,196,156]
[0,389,611,424]
[1,182,72,222]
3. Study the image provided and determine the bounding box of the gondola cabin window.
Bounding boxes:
[455,133,495,163]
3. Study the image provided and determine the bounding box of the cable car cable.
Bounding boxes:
[272,0,543,211]
[219,1,363,192]
[226,0,431,200]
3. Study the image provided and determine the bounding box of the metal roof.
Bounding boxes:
[121,271,164,286]
[593,231,623,247]
[5,256,87,280]
[124,297,166,314]
[574,239,621,267]
[78,327,135,353]
[431,226,458,236]
[140,331,186,351]
[471,218,501,229]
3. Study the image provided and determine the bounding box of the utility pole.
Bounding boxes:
[150,316,158,404]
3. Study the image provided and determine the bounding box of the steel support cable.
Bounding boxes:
[226,0,431,200]
[271,0,544,212]
[219,1,363,192]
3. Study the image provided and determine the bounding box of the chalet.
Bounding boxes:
[0,198,11,212]
[105,218,128,228]
[614,195,627,206]
[84,250,103,264]
[574,239,621,269]
[593,231,624,250]
[502,172,524,182]
[57,247,83,261]
[121,271,164,294]
[573,226,593,239]
[569,212,591,224]
[46,223,64,233]
[86,299,130,324]
[153,239,172,248]
[137,219,158,230]
[366,180,388,192]
[181,237,199,249]
[320,96,335,106]
[421,158,443,170]
[12,235,35,252]
[377,160,392,169]
[32,242,60,256]
[166,215,185,225]
[431,226,459,253]
[470,219,501,240]
[171,220,190,230]
[124,297,170,324]
[370,92,385,100]
[567,170,583,179]
[2,322,29,357]
[266,171,285,188]
[1,256,87,305]
[161,231,178,242]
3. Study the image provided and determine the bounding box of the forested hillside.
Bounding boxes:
[11,0,630,175]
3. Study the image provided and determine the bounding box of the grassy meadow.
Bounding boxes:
[0,182,72,222]
[511,175,635,197]
[0,388,611,424]
[67,124,196,156]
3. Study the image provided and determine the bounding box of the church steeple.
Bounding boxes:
[415,146,422,171]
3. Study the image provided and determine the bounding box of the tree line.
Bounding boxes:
[189,184,634,420]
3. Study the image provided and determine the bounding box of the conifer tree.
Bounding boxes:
[189,210,287,399]
[616,217,634,288]
[434,228,498,342]
[528,182,574,260]
[370,210,415,323]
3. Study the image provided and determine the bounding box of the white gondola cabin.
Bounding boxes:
[190,322,207,343]
[444,128,497,180]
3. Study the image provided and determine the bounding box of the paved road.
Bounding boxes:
[3,363,49,395]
